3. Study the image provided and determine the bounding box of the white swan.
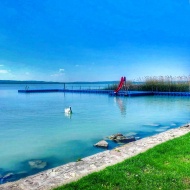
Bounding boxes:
[65,106,72,114]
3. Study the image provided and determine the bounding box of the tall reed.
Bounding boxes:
[105,76,190,92]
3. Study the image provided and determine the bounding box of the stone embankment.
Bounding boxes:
[0,123,190,190]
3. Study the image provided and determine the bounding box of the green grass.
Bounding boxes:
[54,132,190,190]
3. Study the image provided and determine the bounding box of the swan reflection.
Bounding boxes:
[64,112,72,119]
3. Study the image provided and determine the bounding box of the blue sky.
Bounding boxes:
[0,0,189,82]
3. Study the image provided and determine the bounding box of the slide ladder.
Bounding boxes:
[114,76,126,93]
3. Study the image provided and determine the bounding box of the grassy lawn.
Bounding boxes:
[55,132,190,190]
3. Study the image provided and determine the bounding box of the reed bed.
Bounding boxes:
[105,76,190,92]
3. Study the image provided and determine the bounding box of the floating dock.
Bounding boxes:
[18,89,60,93]
[154,92,190,96]
[18,89,112,94]
[18,89,190,97]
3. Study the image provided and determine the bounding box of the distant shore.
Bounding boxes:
[0,80,117,85]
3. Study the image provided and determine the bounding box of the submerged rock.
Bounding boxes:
[16,171,27,175]
[3,173,14,179]
[181,123,190,128]
[125,132,137,137]
[28,160,47,169]
[116,136,135,143]
[0,172,14,184]
[108,133,136,143]
[94,140,108,148]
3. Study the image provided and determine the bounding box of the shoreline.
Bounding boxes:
[0,123,190,190]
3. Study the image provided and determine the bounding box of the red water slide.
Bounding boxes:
[114,77,126,93]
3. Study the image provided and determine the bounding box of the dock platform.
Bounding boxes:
[154,92,190,96]
[18,89,190,97]
[18,89,112,94]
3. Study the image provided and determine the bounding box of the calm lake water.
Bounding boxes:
[0,83,189,183]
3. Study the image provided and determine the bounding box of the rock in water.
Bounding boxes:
[115,136,136,143]
[108,133,136,143]
[109,133,123,140]
[183,123,190,128]
[94,140,108,148]
[28,160,47,169]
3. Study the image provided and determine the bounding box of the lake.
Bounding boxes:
[0,83,189,183]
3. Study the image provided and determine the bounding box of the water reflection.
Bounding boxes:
[114,97,126,117]
[64,112,72,119]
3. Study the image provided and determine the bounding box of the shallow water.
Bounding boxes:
[0,84,189,183]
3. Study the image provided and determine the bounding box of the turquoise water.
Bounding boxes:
[0,84,189,183]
